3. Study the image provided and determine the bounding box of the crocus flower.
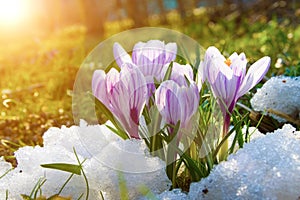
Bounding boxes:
[131,40,177,79]
[114,41,177,104]
[114,40,177,80]
[161,62,195,88]
[155,80,200,137]
[204,46,271,136]
[92,63,147,139]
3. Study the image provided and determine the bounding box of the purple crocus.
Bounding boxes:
[114,40,177,80]
[131,40,177,79]
[161,62,195,87]
[204,46,271,136]
[92,63,147,139]
[155,79,200,138]
[114,41,177,103]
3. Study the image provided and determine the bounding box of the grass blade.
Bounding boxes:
[41,163,81,175]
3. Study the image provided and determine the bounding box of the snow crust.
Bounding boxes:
[251,76,300,122]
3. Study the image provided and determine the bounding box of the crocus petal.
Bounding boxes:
[92,64,147,139]
[229,57,246,77]
[132,40,165,67]
[92,70,110,107]
[229,56,246,93]
[197,61,204,86]
[155,80,181,126]
[237,56,271,97]
[239,52,246,61]
[92,70,106,97]
[164,42,177,63]
[211,72,237,116]
[132,40,177,80]
[205,53,241,116]
[155,80,199,130]
[229,52,239,61]
[106,68,120,94]
[204,47,227,84]
[131,41,144,65]
[118,63,147,138]
[206,57,233,84]
[178,83,199,126]
[121,63,148,118]
[205,46,226,62]
[161,62,194,86]
[113,42,133,68]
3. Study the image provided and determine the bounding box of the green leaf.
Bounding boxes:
[237,128,244,148]
[163,61,173,81]
[173,120,181,136]
[153,77,160,86]
[41,163,82,175]
[165,120,181,142]
[106,124,128,140]
[184,75,191,87]
[181,152,204,181]
[142,106,151,125]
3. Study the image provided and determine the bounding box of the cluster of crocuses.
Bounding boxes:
[92,40,270,156]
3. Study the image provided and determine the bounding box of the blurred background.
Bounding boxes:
[0,0,299,39]
[0,0,299,164]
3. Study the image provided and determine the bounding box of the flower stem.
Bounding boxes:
[218,114,230,162]
[166,142,178,188]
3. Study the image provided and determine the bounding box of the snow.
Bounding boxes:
[0,157,12,175]
[251,76,300,122]
[142,124,300,200]
[188,124,300,200]
[1,122,299,199]
[156,189,187,200]
[0,120,170,200]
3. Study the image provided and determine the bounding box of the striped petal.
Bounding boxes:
[113,42,133,68]
[92,64,147,139]
[132,40,177,80]
[237,56,270,98]
[155,80,199,131]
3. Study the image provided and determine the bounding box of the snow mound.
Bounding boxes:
[1,121,299,199]
[188,124,300,200]
[251,76,300,122]
[0,120,170,200]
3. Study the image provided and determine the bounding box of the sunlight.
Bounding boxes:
[0,0,26,26]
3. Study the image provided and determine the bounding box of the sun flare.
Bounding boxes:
[0,0,25,26]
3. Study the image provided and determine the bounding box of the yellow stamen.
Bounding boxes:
[224,58,232,66]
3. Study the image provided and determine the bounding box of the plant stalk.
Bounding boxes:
[218,114,230,162]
